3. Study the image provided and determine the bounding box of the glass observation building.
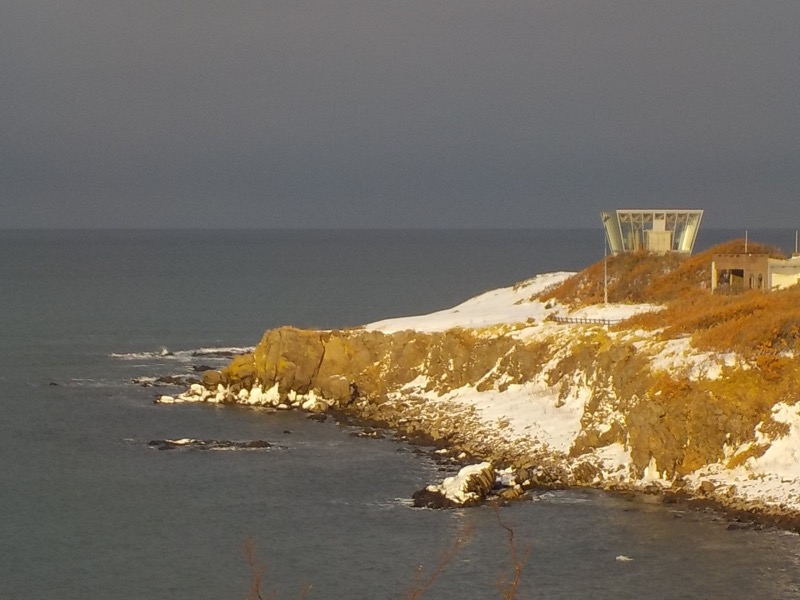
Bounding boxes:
[601,209,704,255]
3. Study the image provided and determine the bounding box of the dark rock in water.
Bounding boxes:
[412,488,459,509]
[134,375,198,387]
[156,375,197,386]
[147,439,274,451]
[49,382,59,386]
[350,428,384,439]
[241,440,272,449]
[307,413,328,423]
[192,365,215,372]
[413,462,496,509]
[727,522,758,531]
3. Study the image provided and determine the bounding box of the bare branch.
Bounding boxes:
[243,538,268,600]
[403,525,473,600]
[495,510,531,600]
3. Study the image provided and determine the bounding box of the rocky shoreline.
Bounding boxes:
[154,374,800,532]
[154,272,800,532]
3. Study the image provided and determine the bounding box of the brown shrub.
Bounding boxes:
[541,238,785,307]
[622,285,800,358]
[539,237,797,359]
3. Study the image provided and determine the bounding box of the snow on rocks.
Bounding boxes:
[686,402,800,513]
[641,336,739,381]
[155,381,334,415]
[413,462,497,508]
[301,390,329,413]
[412,463,530,508]
[440,380,590,455]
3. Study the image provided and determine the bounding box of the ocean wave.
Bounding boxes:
[58,378,119,388]
[111,346,254,361]
[534,491,591,505]
[190,346,255,358]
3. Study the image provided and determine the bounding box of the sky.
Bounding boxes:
[2,1,799,229]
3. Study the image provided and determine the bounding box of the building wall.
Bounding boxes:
[711,254,800,292]
[771,272,800,290]
[768,257,800,290]
[711,254,770,292]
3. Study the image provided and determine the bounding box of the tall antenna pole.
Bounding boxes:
[604,230,608,305]
[795,229,798,254]
[745,230,748,253]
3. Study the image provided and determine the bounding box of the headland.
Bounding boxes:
[161,239,800,528]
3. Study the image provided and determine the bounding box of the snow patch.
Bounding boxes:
[568,303,662,322]
[366,272,574,333]
[441,381,590,453]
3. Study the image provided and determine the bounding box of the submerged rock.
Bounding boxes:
[135,375,198,387]
[411,487,458,509]
[147,438,275,451]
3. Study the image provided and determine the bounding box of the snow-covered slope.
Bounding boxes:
[367,272,659,333]
[371,275,800,515]
[370,274,800,515]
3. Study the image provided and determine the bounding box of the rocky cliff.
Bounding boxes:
[164,269,800,526]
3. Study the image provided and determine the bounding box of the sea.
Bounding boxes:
[1,228,799,600]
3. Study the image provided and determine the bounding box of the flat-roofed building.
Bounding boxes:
[601,209,704,255]
[711,253,800,292]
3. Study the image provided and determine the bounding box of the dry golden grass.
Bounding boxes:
[541,239,785,306]
[624,285,800,358]
[541,238,800,359]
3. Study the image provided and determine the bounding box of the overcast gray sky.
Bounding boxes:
[2,1,798,229]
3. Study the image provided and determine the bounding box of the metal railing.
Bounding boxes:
[549,316,622,326]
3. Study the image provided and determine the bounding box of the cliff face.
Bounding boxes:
[168,271,800,518]
[220,326,535,408]
[205,321,789,484]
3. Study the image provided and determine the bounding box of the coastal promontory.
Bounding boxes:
[164,240,800,524]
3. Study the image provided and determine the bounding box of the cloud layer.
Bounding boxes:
[2,1,799,228]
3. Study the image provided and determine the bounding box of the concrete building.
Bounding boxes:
[601,209,703,255]
[711,253,800,293]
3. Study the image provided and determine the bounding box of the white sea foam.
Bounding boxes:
[535,491,592,505]
[189,346,255,357]
[111,346,254,361]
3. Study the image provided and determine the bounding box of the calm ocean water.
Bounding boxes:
[1,228,799,600]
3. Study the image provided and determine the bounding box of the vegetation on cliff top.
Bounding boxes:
[541,239,800,359]
[537,239,800,479]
